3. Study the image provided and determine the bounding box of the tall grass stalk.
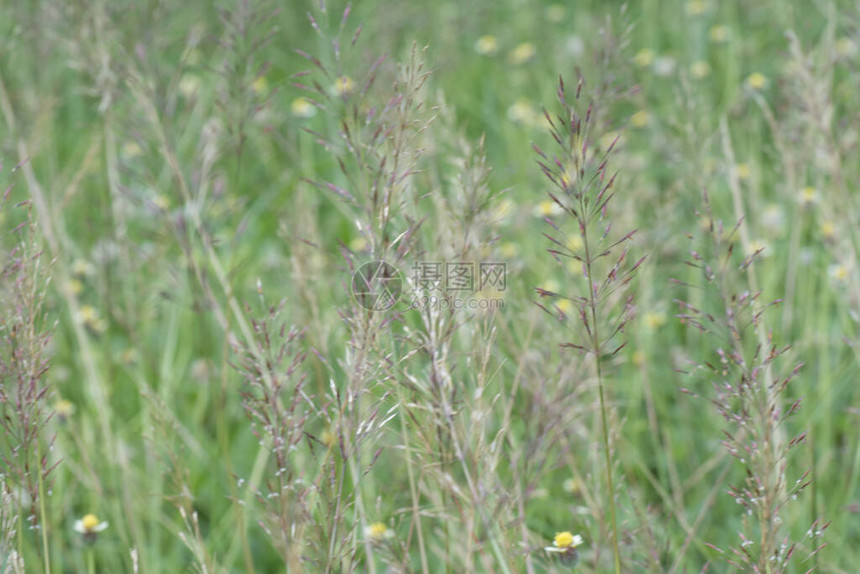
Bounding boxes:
[535,75,642,572]
[677,187,822,572]
[0,173,56,573]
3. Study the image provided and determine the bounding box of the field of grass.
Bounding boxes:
[1,0,859,572]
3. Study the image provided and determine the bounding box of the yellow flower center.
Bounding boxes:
[291,98,317,118]
[634,49,654,68]
[690,61,711,79]
[566,235,583,251]
[54,399,75,417]
[537,200,558,217]
[644,312,667,329]
[508,42,536,65]
[685,0,707,15]
[368,522,388,540]
[709,25,729,42]
[746,73,767,90]
[252,76,268,95]
[630,110,650,128]
[81,514,100,531]
[800,186,818,205]
[475,35,498,55]
[832,265,848,281]
[554,531,575,548]
[79,306,98,323]
[335,76,355,96]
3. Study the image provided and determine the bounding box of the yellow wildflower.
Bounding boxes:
[66,279,83,296]
[567,259,583,276]
[79,306,98,324]
[54,398,75,421]
[365,522,392,543]
[562,477,582,495]
[734,163,751,180]
[829,263,849,284]
[121,141,142,159]
[554,531,581,549]
[836,38,857,58]
[153,194,170,211]
[566,235,583,252]
[75,513,108,542]
[507,98,538,125]
[634,49,654,68]
[820,221,835,240]
[71,259,94,277]
[475,35,498,56]
[685,0,707,15]
[291,98,317,118]
[252,76,268,95]
[746,238,770,258]
[798,186,819,207]
[556,299,572,314]
[493,198,517,222]
[546,530,584,564]
[508,42,536,65]
[630,110,650,128]
[178,75,200,97]
[644,311,667,330]
[79,306,107,334]
[540,279,560,294]
[746,72,768,90]
[534,199,563,218]
[690,61,711,79]
[349,236,368,252]
[709,25,730,42]
[334,76,355,97]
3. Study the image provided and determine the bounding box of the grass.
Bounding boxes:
[0,0,859,572]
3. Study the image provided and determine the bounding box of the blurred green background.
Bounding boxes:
[1,0,859,572]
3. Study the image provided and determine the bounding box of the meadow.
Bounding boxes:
[0,0,859,572]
